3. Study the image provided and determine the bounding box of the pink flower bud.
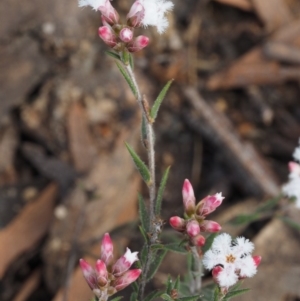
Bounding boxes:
[114,269,142,291]
[100,233,114,266]
[119,28,133,43]
[212,266,223,284]
[182,179,196,215]
[79,259,98,289]
[190,234,205,247]
[186,220,200,237]
[200,220,221,233]
[288,161,300,175]
[95,260,108,286]
[127,35,149,52]
[196,193,224,216]
[98,0,119,25]
[169,216,186,231]
[112,248,138,276]
[253,255,262,267]
[98,26,117,48]
[127,1,145,27]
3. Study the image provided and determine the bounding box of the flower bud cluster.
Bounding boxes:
[78,0,148,52]
[79,233,141,301]
[169,179,224,247]
[282,138,300,208]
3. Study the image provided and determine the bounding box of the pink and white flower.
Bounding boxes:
[203,233,260,289]
[196,193,224,217]
[182,179,196,215]
[127,1,145,27]
[112,248,139,276]
[98,26,117,48]
[119,28,133,43]
[80,233,141,300]
[127,36,149,52]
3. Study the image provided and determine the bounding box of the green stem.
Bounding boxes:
[190,246,202,294]
[123,63,157,300]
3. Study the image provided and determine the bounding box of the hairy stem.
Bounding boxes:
[190,246,202,294]
[124,63,157,300]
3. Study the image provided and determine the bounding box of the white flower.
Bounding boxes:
[78,0,107,10]
[139,0,174,34]
[203,234,258,289]
[293,139,300,162]
[282,139,300,208]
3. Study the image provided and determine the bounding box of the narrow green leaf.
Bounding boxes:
[223,288,250,300]
[213,286,220,301]
[139,225,148,243]
[131,281,139,292]
[105,50,121,61]
[200,283,217,301]
[155,166,171,215]
[138,193,149,232]
[177,295,200,301]
[202,233,218,253]
[255,196,281,213]
[140,244,148,266]
[151,243,165,251]
[141,115,148,149]
[280,216,300,231]
[130,292,138,301]
[161,293,173,301]
[166,275,173,294]
[164,243,187,254]
[229,213,260,226]
[150,79,173,120]
[115,62,137,97]
[125,143,151,185]
[121,50,130,65]
[147,250,167,281]
[144,290,163,301]
[173,276,180,290]
[129,53,134,70]
[109,297,123,301]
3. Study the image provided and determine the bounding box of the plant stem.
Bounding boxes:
[124,63,157,300]
[190,246,202,294]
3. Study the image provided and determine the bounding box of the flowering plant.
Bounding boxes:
[77,1,265,301]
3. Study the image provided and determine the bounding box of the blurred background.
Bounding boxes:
[0,0,300,300]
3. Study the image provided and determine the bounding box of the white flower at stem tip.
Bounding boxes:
[79,0,106,10]
[137,0,174,34]
[203,233,259,289]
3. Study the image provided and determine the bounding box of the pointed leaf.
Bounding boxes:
[161,293,173,301]
[155,166,171,215]
[144,290,163,301]
[129,53,134,70]
[125,142,151,185]
[139,225,148,243]
[141,115,148,149]
[164,243,187,254]
[147,250,167,281]
[229,213,260,226]
[138,193,149,232]
[131,281,139,292]
[280,216,300,231]
[177,295,200,301]
[106,50,121,61]
[255,196,280,213]
[202,233,218,253]
[140,244,148,266]
[173,276,180,290]
[130,292,138,301]
[115,62,137,97]
[166,275,173,294]
[150,79,173,120]
[223,288,250,300]
[213,286,220,301]
[151,243,165,251]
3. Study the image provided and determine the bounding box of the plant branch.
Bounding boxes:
[190,246,202,294]
[124,63,157,300]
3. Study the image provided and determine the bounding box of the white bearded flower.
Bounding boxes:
[203,234,258,289]
[139,0,174,33]
[78,0,107,10]
[282,139,300,208]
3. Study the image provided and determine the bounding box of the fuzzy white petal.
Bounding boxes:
[78,0,107,10]
[236,256,257,278]
[233,237,254,257]
[293,139,300,162]
[217,264,239,288]
[282,176,300,208]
